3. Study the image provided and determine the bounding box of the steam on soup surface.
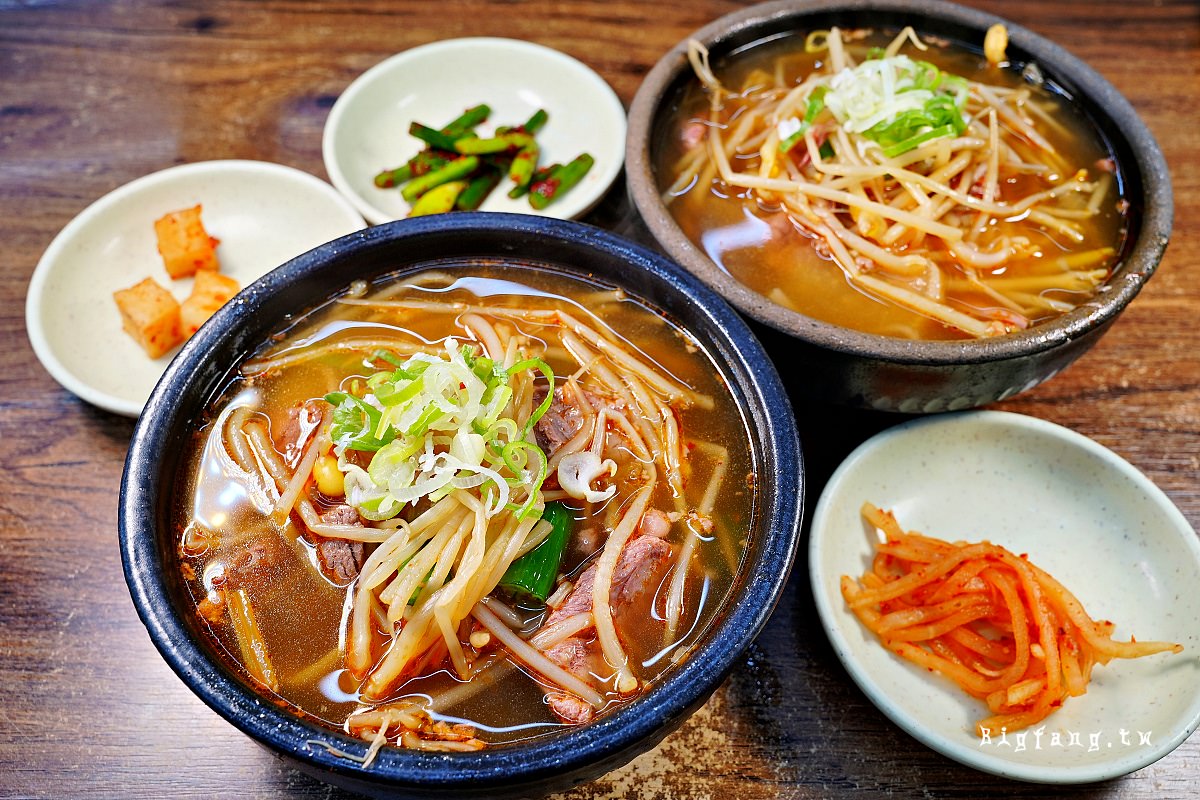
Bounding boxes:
[174,264,754,757]
[660,26,1128,340]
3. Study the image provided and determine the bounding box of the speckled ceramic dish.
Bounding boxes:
[809,411,1200,782]
[119,213,803,799]
[626,0,1173,412]
[323,38,626,224]
[25,160,366,416]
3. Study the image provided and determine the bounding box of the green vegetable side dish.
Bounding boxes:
[373,104,595,215]
[530,154,595,211]
[408,180,469,217]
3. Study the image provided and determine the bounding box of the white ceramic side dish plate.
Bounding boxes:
[809,411,1200,783]
[26,160,366,417]
[322,37,626,224]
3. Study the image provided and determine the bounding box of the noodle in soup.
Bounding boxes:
[659,26,1127,340]
[173,265,754,760]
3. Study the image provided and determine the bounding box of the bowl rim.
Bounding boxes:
[626,0,1174,364]
[118,212,804,792]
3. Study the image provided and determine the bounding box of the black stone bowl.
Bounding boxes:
[118,213,803,798]
[626,0,1173,412]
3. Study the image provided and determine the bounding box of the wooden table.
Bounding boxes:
[2,1,1197,797]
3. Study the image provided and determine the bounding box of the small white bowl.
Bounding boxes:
[809,411,1200,783]
[322,37,626,224]
[26,160,366,417]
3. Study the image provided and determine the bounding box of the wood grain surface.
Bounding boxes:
[1,1,1197,798]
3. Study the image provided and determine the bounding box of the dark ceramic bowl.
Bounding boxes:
[118,213,803,798]
[626,0,1173,412]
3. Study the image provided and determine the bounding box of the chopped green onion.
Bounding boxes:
[507,357,555,434]
[405,403,445,437]
[502,440,548,519]
[325,392,395,451]
[374,374,425,407]
[823,54,968,157]
[779,126,806,155]
[327,340,555,523]
[780,87,828,155]
[372,349,409,369]
[910,59,941,91]
[881,123,960,158]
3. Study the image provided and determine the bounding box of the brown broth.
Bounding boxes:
[658,30,1127,339]
[173,264,755,746]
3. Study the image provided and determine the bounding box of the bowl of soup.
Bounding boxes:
[626,0,1172,412]
[119,213,803,798]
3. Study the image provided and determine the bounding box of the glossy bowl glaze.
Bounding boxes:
[118,213,803,798]
[626,0,1173,412]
